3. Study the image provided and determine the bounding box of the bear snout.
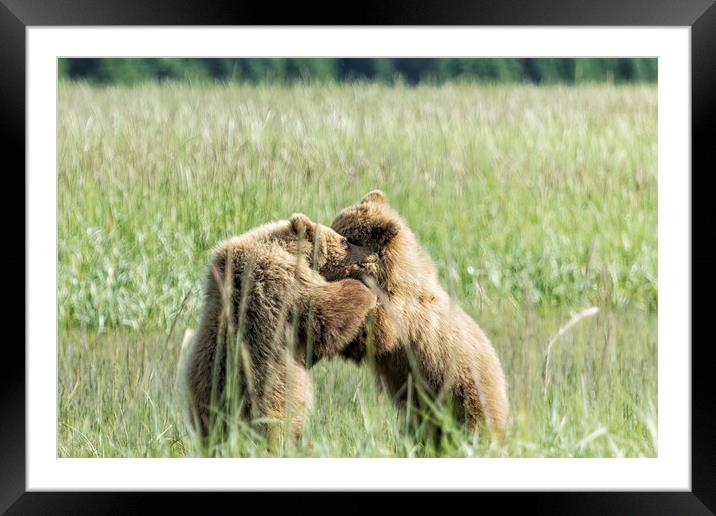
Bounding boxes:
[357,256,379,276]
[358,253,378,268]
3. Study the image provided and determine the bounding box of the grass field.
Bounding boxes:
[58,81,657,458]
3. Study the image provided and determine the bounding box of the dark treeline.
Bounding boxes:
[59,58,657,85]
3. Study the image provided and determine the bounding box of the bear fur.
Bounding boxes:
[331,191,510,436]
[183,213,378,442]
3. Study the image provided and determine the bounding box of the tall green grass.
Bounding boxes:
[58,81,657,457]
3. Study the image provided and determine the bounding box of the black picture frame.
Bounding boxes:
[3,0,713,513]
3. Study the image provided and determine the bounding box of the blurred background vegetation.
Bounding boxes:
[59,58,657,85]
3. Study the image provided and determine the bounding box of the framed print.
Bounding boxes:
[4,0,715,512]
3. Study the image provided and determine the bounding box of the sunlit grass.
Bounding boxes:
[58,81,657,457]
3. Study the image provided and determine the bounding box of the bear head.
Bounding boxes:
[330,190,421,293]
[288,212,379,282]
[330,190,400,251]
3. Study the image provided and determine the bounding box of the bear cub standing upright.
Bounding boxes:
[331,191,510,436]
[183,213,378,442]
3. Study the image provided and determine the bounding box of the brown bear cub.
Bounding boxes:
[331,191,510,436]
[183,213,378,443]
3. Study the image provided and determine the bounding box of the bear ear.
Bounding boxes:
[290,213,315,239]
[360,189,388,205]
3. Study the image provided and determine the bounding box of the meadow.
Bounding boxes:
[58,81,657,457]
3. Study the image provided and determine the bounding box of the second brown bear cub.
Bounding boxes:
[332,191,510,436]
[184,213,378,442]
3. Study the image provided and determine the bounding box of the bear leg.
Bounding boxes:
[261,359,313,450]
[303,278,377,362]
